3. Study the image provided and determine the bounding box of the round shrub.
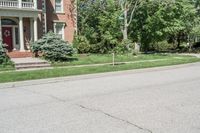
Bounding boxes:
[31,32,74,61]
[0,41,13,66]
[73,36,90,54]
[114,39,134,54]
[0,41,10,64]
[151,41,174,52]
[114,42,127,54]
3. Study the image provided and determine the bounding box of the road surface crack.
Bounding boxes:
[77,104,153,133]
[22,88,68,102]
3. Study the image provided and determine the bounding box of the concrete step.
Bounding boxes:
[15,63,51,70]
[11,57,51,70]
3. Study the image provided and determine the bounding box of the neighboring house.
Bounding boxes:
[0,0,76,52]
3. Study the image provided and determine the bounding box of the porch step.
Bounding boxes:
[11,57,52,70]
[7,51,33,58]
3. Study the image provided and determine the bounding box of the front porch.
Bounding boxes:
[0,0,37,9]
[0,16,38,52]
[7,51,33,58]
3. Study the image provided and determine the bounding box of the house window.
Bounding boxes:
[54,23,65,39]
[2,19,17,26]
[55,0,63,12]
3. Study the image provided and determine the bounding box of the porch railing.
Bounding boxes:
[22,2,34,9]
[0,1,18,8]
[0,1,35,9]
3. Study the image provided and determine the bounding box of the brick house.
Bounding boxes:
[0,0,76,52]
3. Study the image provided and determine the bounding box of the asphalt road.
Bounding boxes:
[0,63,200,133]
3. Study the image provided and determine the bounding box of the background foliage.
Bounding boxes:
[76,0,200,53]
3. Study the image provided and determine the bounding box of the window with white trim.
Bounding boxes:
[54,23,65,39]
[55,0,63,12]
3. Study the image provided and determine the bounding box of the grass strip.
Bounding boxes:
[0,56,199,83]
[52,53,183,67]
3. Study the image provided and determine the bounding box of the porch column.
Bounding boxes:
[12,27,16,50]
[0,16,2,41]
[33,17,38,41]
[30,18,34,42]
[19,0,22,8]
[34,0,37,9]
[19,17,25,51]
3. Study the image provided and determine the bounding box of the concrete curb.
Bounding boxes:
[0,62,199,89]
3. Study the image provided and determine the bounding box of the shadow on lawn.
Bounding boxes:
[51,57,79,63]
[65,57,79,62]
[142,51,173,56]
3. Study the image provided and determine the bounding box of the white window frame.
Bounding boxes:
[55,0,64,13]
[53,22,65,40]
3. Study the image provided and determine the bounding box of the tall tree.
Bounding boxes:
[118,0,141,41]
[129,0,197,51]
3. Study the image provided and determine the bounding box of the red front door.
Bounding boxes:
[2,27,13,52]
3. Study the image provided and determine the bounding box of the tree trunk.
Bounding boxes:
[134,42,140,52]
[123,9,128,40]
[123,26,128,40]
[123,10,130,50]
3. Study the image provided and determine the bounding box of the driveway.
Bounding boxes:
[0,63,200,133]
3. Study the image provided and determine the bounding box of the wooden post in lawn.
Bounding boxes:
[112,53,115,66]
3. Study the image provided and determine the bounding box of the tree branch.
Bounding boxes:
[127,0,140,26]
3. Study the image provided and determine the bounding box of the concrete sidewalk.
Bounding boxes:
[179,53,200,58]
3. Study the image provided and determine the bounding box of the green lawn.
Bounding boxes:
[0,54,199,83]
[0,58,15,72]
[52,53,189,66]
[0,64,15,72]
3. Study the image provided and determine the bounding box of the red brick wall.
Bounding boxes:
[46,0,75,43]
[37,14,43,39]
[37,0,45,39]
[37,0,43,10]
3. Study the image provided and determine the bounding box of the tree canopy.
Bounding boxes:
[75,0,200,53]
